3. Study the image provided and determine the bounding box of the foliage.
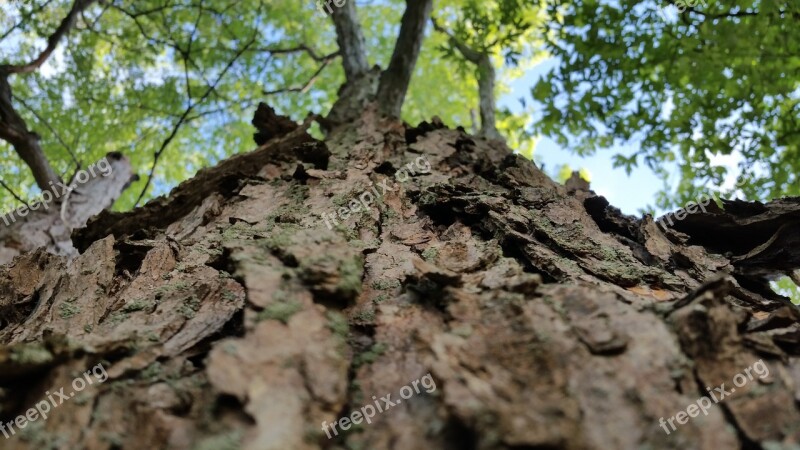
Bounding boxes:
[432,0,548,158]
[0,0,545,211]
[555,164,591,183]
[533,0,800,210]
[772,277,800,305]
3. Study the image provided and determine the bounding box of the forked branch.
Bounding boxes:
[431,20,501,140]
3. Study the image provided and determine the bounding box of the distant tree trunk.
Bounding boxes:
[0,100,798,450]
[430,20,502,141]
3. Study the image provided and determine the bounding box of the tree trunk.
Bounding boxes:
[0,104,798,450]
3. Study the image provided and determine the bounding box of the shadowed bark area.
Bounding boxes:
[0,105,798,449]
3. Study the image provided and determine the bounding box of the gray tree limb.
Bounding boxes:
[330,0,370,82]
[376,0,433,118]
[0,153,136,266]
[431,20,502,140]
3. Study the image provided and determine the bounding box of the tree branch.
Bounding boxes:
[431,20,501,140]
[255,44,336,63]
[0,178,31,209]
[11,93,81,169]
[0,0,97,192]
[0,0,57,42]
[263,51,338,95]
[0,76,61,190]
[329,0,370,81]
[431,20,482,62]
[182,7,205,100]
[0,0,97,75]
[376,0,433,118]
[134,31,260,207]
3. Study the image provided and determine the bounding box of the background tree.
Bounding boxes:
[432,0,539,141]
[533,0,800,300]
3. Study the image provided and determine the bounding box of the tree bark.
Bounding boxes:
[0,104,798,450]
[322,0,378,131]
[325,0,431,129]
[475,55,502,140]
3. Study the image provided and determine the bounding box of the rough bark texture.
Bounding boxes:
[0,104,799,450]
[323,65,382,132]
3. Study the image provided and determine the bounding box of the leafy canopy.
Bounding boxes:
[0,0,546,211]
[534,0,800,210]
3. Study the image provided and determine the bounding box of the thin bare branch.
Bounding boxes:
[11,93,81,169]
[263,51,339,96]
[0,0,57,42]
[183,7,205,100]
[134,30,261,207]
[0,178,31,209]
[254,44,337,63]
